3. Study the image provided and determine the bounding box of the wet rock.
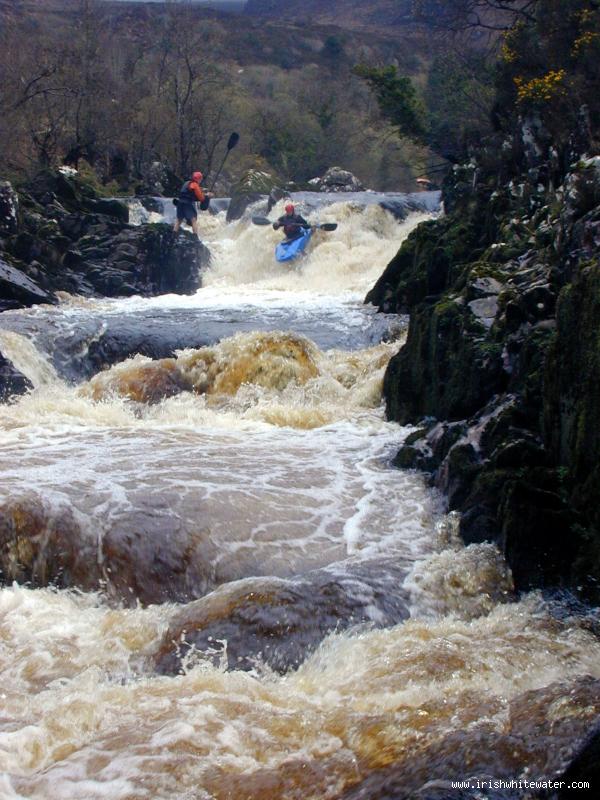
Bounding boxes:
[136,196,164,214]
[554,719,600,799]
[134,160,180,197]
[0,350,32,402]
[81,358,193,404]
[0,491,214,604]
[0,493,99,590]
[0,257,55,310]
[309,166,365,193]
[227,169,279,221]
[340,677,600,800]
[72,224,209,297]
[154,561,410,674]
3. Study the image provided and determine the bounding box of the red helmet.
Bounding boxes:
[285,203,295,214]
[192,171,203,182]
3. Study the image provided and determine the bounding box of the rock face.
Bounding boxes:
[0,257,54,311]
[227,169,280,221]
[367,120,600,599]
[309,166,365,192]
[0,350,31,402]
[0,170,209,306]
[0,169,210,400]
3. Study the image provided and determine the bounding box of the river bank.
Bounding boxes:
[368,111,600,603]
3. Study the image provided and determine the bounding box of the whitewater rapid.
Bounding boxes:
[1,198,599,799]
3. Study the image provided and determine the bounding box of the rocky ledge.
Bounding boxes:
[0,169,210,398]
[367,112,600,600]
[0,170,209,312]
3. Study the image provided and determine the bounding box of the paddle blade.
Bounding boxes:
[318,223,337,231]
[252,216,272,226]
[227,132,240,150]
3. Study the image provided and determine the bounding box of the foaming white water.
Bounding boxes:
[0,330,60,388]
[0,330,397,428]
[0,331,435,582]
[0,420,438,585]
[406,543,515,620]
[2,198,598,799]
[1,587,600,799]
[200,202,429,297]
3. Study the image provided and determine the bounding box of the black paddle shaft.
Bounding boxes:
[252,216,337,231]
[209,132,240,192]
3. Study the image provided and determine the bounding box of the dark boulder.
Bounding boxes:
[154,560,410,675]
[0,257,55,311]
[0,493,99,590]
[227,169,278,221]
[309,166,365,193]
[68,224,208,297]
[0,349,32,402]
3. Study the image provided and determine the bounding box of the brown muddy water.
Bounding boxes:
[0,201,598,799]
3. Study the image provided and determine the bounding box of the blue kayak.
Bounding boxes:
[275,228,312,263]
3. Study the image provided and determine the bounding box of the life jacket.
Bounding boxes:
[279,213,308,238]
[179,180,197,203]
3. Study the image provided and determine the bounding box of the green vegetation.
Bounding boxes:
[352,65,428,146]
[496,0,600,139]
[0,0,439,191]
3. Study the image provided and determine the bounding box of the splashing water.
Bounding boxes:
[200,201,431,297]
[0,197,598,798]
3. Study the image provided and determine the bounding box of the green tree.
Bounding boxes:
[353,64,428,147]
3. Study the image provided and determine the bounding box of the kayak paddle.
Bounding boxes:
[252,216,337,231]
[208,132,240,193]
[314,223,337,231]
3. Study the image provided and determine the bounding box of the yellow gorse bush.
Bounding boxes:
[572,30,600,56]
[514,69,567,104]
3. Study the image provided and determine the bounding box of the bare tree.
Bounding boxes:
[411,0,540,32]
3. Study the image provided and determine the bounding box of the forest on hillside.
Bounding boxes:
[0,0,500,194]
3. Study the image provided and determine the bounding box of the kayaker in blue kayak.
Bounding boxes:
[273,204,310,242]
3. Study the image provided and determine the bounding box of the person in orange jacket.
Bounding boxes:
[173,171,213,237]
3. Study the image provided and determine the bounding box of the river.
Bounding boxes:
[0,198,599,799]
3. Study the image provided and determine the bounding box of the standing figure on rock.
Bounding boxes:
[173,171,213,237]
[273,203,310,242]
